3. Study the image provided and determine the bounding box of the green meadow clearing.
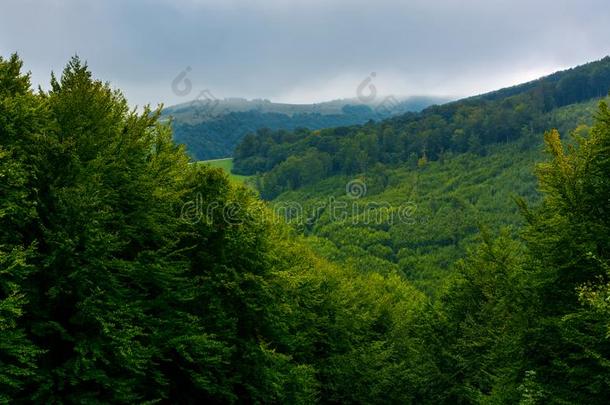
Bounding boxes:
[201,158,251,183]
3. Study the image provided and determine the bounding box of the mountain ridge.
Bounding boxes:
[163,95,447,160]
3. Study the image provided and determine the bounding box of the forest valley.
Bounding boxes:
[3,53,610,403]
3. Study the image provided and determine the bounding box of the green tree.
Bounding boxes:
[0,53,46,404]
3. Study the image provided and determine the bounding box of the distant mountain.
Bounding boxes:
[162,96,447,160]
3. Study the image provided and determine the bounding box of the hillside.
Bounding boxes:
[232,60,610,292]
[233,57,610,195]
[270,141,541,293]
[162,96,446,160]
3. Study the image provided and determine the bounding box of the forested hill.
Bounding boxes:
[162,96,445,160]
[246,98,600,294]
[233,56,610,198]
[473,57,610,103]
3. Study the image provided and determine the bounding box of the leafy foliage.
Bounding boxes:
[0,54,337,402]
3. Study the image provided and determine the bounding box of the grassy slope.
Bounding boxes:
[201,158,251,183]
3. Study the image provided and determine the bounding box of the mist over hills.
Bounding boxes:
[162,95,448,160]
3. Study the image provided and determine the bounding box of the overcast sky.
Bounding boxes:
[2,0,610,107]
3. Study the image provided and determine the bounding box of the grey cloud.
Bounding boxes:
[1,0,610,107]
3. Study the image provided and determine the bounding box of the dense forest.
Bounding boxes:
[165,97,444,160]
[259,98,601,293]
[4,52,610,404]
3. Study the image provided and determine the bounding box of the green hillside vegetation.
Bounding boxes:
[5,52,610,403]
[231,60,610,295]
[273,141,541,293]
[265,97,605,293]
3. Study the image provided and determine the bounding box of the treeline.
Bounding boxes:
[233,57,610,199]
